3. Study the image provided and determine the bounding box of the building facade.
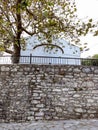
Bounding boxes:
[21,36,81,65]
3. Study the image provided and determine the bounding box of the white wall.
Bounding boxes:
[0,53,11,64]
[20,36,81,65]
[0,36,81,64]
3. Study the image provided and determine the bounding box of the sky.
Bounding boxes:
[75,0,98,58]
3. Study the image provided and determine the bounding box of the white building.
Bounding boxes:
[20,36,81,65]
[0,36,81,64]
[0,53,12,64]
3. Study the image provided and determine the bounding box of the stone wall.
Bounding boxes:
[0,64,98,122]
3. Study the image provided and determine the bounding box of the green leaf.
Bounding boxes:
[94,30,98,36]
[89,19,92,22]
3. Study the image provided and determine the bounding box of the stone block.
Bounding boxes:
[36,104,44,108]
[74,108,84,113]
[35,112,44,116]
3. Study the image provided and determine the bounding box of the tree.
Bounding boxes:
[82,54,98,66]
[91,54,98,66]
[92,54,98,59]
[0,0,95,63]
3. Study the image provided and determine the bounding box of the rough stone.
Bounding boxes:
[0,64,98,122]
[73,94,81,98]
[82,68,91,73]
[74,108,84,113]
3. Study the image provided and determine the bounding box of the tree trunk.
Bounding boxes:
[11,44,21,63]
[11,0,22,63]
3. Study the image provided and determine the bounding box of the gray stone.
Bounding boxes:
[73,68,81,73]
[74,108,83,113]
[82,68,91,73]
[36,104,44,108]
[73,94,80,98]
[0,64,98,121]
[35,112,44,116]
[55,107,62,112]
[31,100,40,104]
[87,99,94,103]
[94,69,98,73]
[53,89,61,92]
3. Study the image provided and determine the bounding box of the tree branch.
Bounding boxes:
[26,8,38,20]
[3,44,14,54]
[0,5,17,35]
[21,27,35,36]
[4,49,13,54]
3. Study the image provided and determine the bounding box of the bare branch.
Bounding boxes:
[22,20,32,29]
[21,27,35,36]
[26,8,38,20]
[0,5,17,35]
[4,49,13,54]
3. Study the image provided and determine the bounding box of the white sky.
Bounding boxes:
[75,0,98,58]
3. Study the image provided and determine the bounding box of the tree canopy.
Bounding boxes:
[92,54,98,59]
[0,0,95,63]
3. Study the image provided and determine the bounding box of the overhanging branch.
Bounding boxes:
[3,44,13,54]
[21,27,35,36]
[4,49,13,54]
[26,8,37,20]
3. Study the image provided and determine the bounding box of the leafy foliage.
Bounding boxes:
[82,54,98,66]
[92,54,98,59]
[0,0,96,62]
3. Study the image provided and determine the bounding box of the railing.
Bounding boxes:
[0,55,98,66]
[20,55,81,65]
